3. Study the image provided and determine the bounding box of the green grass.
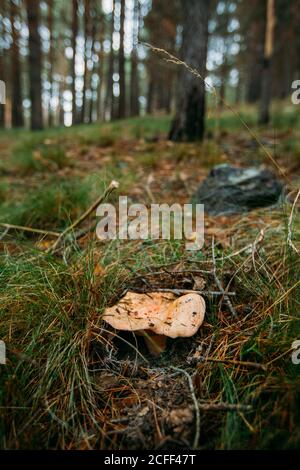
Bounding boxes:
[0,169,135,234]
[11,138,68,174]
[0,182,8,203]
[1,102,299,148]
[0,178,93,230]
[1,105,299,182]
[0,211,299,449]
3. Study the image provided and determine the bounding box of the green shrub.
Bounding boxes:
[0,179,92,230]
[0,183,8,203]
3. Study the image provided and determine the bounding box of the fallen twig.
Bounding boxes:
[47,180,119,254]
[214,244,253,261]
[212,237,238,318]
[205,357,267,371]
[198,401,252,412]
[139,268,212,277]
[287,189,300,255]
[0,222,60,238]
[0,227,9,240]
[170,366,200,449]
[126,287,236,297]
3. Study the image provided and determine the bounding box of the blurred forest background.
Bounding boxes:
[0,0,299,134]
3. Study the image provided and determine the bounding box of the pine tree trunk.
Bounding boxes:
[259,0,275,125]
[71,0,78,125]
[97,17,105,121]
[81,0,90,123]
[118,0,126,119]
[169,0,210,142]
[88,0,97,124]
[47,0,54,127]
[0,0,4,128]
[0,48,4,127]
[235,74,242,105]
[104,0,115,121]
[130,53,139,116]
[219,55,228,109]
[58,80,65,126]
[26,0,43,130]
[10,0,24,127]
[245,19,265,103]
[147,73,155,115]
[130,0,140,117]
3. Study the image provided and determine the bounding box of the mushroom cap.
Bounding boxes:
[102,292,205,338]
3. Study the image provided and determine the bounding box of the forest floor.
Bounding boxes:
[0,106,300,450]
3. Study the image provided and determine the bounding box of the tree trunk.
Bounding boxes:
[58,80,65,126]
[10,0,24,127]
[0,1,6,128]
[26,0,43,130]
[118,0,126,119]
[0,50,4,127]
[130,0,140,117]
[259,0,275,125]
[97,16,105,121]
[88,0,97,124]
[47,0,54,127]
[219,54,228,109]
[71,0,78,125]
[147,73,155,115]
[130,53,139,117]
[81,0,90,123]
[169,0,210,142]
[235,73,242,105]
[245,4,265,102]
[104,0,115,121]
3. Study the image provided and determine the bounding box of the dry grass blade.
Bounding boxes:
[287,189,300,254]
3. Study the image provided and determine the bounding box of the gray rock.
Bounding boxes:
[193,164,283,215]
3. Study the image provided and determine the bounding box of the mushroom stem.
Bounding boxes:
[142,331,167,356]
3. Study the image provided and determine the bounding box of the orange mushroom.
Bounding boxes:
[102,292,206,355]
